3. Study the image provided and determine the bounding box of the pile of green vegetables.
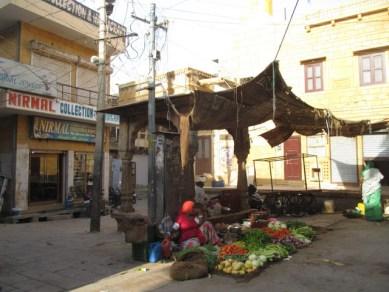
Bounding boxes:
[241,229,271,252]
[286,221,315,240]
[252,244,289,261]
[214,220,316,277]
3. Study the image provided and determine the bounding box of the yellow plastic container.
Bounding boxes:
[357,202,365,215]
[323,200,335,214]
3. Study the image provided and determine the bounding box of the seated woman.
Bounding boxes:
[194,180,223,217]
[173,201,221,249]
[193,203,221,246]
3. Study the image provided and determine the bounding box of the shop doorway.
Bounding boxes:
[73,153,94,200]
[196,135,212,176]
[284,136,302,180]
[29,153,63,203]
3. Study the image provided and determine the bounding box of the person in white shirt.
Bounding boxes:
[195,179,209,206]
[194,177,223,216]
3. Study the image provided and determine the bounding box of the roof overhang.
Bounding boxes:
[0,0,126,54]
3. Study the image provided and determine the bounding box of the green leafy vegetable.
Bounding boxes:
[291,226,315,240]
[242,229,271,252]
[286,220,307,229]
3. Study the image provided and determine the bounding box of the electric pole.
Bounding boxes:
[132,3,167,225]
[90,0,110,232]
[148,3,157,224]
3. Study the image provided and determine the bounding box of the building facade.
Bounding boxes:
[218,0,389,191]
[0,0,124,215]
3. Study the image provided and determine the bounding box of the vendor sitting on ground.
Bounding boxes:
[193,202,221,246]
[195,177,223,217]
[172,200,221,249]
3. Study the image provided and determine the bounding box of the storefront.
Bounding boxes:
[0,88,118,213]
[73,152,94,200]
[330,137,358,184]
[363,134,389,186]
[29,151,64,204]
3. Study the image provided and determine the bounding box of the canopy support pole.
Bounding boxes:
[228,127,250,209]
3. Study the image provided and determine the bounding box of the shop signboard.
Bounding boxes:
[41,0,126,36]
[32,117,96,143]
[0,57,57,97]
[2,90,119,125]
[57,100,96,121]
[5,90,56,114]
[105,113,120,125]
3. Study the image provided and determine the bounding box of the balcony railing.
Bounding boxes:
[57,82,119,107]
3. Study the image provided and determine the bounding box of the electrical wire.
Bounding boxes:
[165,16,240,25]
[272,0,300,121]
[274,0,300,61]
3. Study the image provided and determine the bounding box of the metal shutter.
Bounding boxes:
[31,53,71,85]
[76,67,98,105]
[363,134,389,158]
[330,137,357,183]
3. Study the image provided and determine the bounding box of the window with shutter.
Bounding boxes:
[359,53,386,86]
[304,62,323,92]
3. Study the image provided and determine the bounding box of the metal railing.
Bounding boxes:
[56,82,119,107]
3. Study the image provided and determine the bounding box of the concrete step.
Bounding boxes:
[0,207,85,224]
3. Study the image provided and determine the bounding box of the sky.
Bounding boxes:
[78,0,355,93]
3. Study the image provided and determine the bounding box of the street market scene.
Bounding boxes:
[0,0,389,291]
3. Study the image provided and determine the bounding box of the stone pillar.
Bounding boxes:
[181,130,197,201]
[14,145,29,211]
[170,114,197,203]
[118,117,135,213]
[228,127,250,209]
[112,117,150,243]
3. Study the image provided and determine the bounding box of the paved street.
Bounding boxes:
[1,202,389,292]
[0,215,139,292]
[0,197,149,292]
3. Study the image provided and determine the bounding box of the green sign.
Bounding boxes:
[32,117,96,143]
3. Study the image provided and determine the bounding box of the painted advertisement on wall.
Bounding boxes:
[0,57,57,97]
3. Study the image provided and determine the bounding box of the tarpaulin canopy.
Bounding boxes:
[188,61,388,146]
[103,61,388,167]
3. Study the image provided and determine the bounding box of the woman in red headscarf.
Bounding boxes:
[172,200,206,249]
[173,201,221,249]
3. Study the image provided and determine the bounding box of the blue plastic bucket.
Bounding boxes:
[148,242,162,263]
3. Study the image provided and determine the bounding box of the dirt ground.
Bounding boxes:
[0,198,388,292]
